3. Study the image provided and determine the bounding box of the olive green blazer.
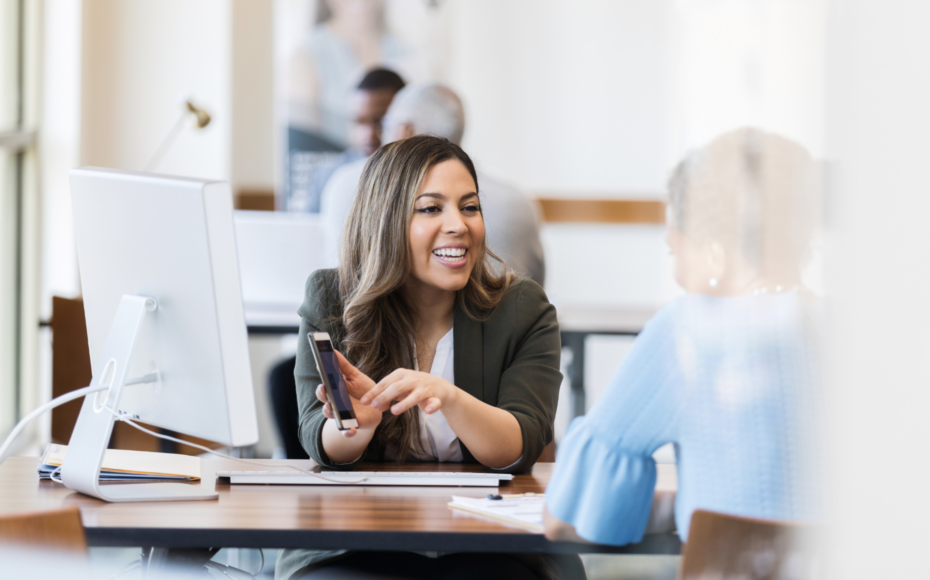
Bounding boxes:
[294,268,562,474]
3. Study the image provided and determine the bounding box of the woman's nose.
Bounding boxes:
[443,211,466,235]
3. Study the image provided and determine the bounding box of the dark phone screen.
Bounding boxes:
[312,337,355,420]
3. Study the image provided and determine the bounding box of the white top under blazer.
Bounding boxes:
[385,328,463,462]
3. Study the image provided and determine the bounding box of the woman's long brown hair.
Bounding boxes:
[337,135,512,461]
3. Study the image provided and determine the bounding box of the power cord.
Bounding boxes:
[0,384,106,465]
[0,372,160,466]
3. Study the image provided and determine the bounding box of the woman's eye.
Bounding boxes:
[462,204,481,213]
[416,205,441,214]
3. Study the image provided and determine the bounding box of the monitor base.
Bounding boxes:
[92,483,218,503]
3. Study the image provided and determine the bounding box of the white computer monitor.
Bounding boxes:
[64,167,259,502]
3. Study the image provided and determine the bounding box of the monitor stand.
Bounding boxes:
[61,294,219,502]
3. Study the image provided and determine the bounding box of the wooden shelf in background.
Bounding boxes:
[235,189,276,211]
[537,198,665,224]
[232,190,666,224]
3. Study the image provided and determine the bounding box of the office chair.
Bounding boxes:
[680,509,820,580]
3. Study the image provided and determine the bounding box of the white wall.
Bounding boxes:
[669,0,826,158]
[440,0,825,312]
[448,0,673,196]
[80,0,232,180]
[231,0,275,191]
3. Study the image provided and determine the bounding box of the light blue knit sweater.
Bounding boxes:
[546,292,822,544]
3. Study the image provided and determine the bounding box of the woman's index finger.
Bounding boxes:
[377,368,410,387]
[364,368,407,401]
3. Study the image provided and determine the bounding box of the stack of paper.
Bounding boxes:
[38,444,201,482]
[448,494,545,532]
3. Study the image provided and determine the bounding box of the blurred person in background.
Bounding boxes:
[345,68,407,159]
[292,68,406,213]
[320,82,547,286]
[543,128,822,553]
[287,0,420,148]
[271,68,406,459]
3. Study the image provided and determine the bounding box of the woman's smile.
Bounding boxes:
[432,244,469,268]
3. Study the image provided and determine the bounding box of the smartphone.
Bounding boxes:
[307,332,359,430]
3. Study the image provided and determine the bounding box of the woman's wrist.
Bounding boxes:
[321,417,376,463]
[439,379,460,410]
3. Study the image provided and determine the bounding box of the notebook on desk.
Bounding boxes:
[448,494,545,532]
[38,444,201,482]
[216,469,513,487]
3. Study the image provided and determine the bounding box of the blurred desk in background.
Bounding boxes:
[242,303,658,420]
[234,210,324,335]
[557,305,656,418]
[244,304,300,335]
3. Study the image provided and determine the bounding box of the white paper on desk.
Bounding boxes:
[448,495,545,533]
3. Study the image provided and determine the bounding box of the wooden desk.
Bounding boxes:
[0,457,680,555]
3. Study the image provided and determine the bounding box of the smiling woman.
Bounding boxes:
[278,135,569,580]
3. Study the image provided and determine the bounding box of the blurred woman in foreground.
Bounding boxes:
[544,128,823,545]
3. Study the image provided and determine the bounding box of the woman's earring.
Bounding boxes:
[709,278,719,288]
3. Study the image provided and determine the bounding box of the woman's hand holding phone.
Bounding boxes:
[316,350,383,438]
[317,350,455,436]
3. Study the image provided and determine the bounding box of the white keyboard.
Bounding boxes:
[216,470,513,487]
